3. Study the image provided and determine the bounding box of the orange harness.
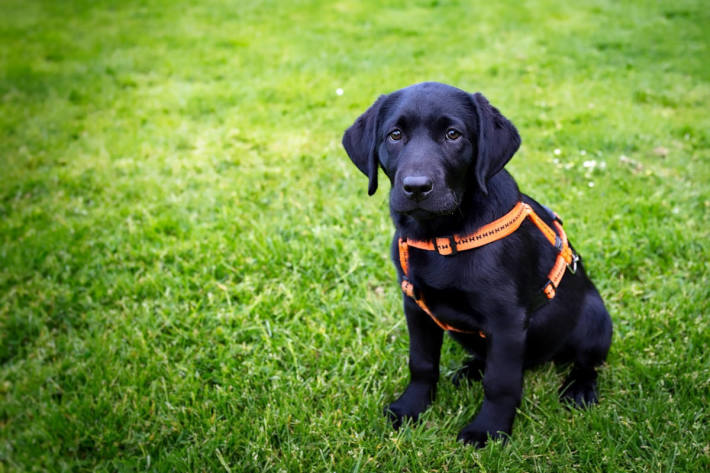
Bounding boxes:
[398,201,578,336]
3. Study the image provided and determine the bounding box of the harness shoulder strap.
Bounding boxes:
[405,201,529,255]
[525,207,578,300]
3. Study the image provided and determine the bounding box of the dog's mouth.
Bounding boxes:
[393,192,462,220]
[389,179,463,220]
[403,208,439,220]
[402,205,458,220]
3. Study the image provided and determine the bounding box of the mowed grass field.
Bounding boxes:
[1,0,709,471]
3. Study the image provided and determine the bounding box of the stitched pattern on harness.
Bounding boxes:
[457,203,527,245]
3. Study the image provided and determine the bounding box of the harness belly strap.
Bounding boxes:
[398,202,578,335]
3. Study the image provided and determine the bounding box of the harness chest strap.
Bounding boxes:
[398,202,577,335]
[400,279,470,334]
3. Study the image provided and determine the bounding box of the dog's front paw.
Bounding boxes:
[384,383,435,429]
[457,419,509,448]
[384,401,420,430]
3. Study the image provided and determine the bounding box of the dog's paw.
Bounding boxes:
[559,377,598,408]
[452,357,485,386]
[457,419,508,448]
[383,401,420,430]
[383,383,435,429]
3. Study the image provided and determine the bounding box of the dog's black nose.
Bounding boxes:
[402,175,433,200]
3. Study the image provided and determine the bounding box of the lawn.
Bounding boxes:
[1,0,708,471]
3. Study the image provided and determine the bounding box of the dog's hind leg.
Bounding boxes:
[449,332,488,386]
[559,290,612,407]
[452,355,485,386]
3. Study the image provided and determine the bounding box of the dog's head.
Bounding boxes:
[342,82,520,219]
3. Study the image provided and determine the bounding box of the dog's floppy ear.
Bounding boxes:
[471,93,521,195]
[342,95,386,196]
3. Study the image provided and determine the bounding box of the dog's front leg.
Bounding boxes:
[458,315,525,447]
[385,297,444,429]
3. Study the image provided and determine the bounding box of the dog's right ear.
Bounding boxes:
[342,95,386,196]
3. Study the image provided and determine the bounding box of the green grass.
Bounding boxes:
[1,0,709,471]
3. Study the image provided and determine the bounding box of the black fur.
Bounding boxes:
[342,82,612,447]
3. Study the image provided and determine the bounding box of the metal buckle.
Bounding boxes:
[567,253,579,274]
[554,236,563,251]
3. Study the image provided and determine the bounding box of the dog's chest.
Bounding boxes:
[403,249,492,330]
[406,249,479,292]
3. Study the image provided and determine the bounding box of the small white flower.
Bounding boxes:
[588,181,595,187]
[583,160,597,169]
[335,88,344,96]
[554,148,561,156]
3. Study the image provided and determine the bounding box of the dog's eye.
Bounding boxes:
[388,129,402,141]
[446,129,462,140]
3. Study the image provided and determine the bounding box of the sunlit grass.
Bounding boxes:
[1,0,708,471]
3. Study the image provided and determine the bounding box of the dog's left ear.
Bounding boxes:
[471,93,521,195]
[342,95,386,196]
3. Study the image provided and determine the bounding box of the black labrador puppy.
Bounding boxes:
[342,82,612,447]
